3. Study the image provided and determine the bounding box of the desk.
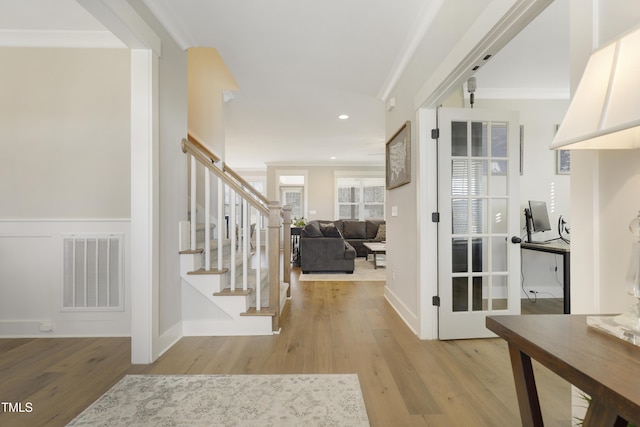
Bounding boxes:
[487,315,640,427]
[521,241,570,313]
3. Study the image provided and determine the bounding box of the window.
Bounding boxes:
[278,173,306,219]
[335,175,385,220]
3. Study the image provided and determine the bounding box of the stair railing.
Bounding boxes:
[181,135,291,331]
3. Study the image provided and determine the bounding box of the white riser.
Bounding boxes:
[180,251,274,336]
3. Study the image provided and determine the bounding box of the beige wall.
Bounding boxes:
[0,48,131,218]
[187,48,239,157]
[266,164,384,220]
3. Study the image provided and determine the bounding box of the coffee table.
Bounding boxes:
[362,242,386,269]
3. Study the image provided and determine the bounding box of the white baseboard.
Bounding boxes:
[383,286,419,336]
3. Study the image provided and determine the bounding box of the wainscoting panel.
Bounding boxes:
[0,219,131,337]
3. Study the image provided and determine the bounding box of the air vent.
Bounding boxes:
[62,234,124,311]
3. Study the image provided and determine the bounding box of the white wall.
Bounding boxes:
[0,48,132,336]
[569,0,640,315]
[475,98,570,298]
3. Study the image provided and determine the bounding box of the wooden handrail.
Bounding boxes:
[182,139,269,216]
[187,132,221,163]
[222,162,270,206]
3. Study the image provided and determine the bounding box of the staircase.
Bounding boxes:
[179,134,292,336]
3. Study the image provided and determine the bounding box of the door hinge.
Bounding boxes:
[431,128,439,139]
[432,212,440,223]
[432,296,440,306]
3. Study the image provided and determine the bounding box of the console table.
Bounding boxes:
[521,240,570,313]
[487,314,640,427]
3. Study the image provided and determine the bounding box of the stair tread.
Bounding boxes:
[187,267,229,275]
[214,288,252,296]
[241,307,276,317]
[179,248,204,255]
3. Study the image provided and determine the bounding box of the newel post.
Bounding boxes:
[282,205,292,292]
[268,201,282,332]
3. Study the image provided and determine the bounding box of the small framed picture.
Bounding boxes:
[556,149,570,175]
[386,121,411,189]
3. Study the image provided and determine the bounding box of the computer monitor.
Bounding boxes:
[529,201,551,232]
[525,200,551,243]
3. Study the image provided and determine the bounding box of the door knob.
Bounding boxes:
[511,236,522,244]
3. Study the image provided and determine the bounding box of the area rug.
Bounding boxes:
[299,257,386,282]
[67,374,370,426]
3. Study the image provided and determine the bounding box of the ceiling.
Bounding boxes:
[0,0,568,169]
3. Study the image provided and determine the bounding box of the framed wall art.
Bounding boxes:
[386,121,411,190]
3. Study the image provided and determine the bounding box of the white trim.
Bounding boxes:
[0,29,125,48]
[140,0,195,50]
[384,286,419,335]
[414,0,553,109]
[333,170,384,177]
[130,49,158,364]
[377,0,445,101]
[77,0,162,54]
[0,218,131,223]
[416,108,439,340]
[467,87,570,100]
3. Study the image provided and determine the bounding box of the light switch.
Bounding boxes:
[392,206,398,217]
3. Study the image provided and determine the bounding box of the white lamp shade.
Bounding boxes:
[551,26,640,150]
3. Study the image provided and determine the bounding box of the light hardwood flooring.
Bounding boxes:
[0,270,571,426]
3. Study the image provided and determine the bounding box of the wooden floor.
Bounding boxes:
[0,270,571,426]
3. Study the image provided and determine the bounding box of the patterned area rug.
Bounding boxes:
[68,374,370,426]
[298,258,386,282]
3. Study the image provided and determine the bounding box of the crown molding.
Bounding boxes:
[141,0,195,50]
[78,0,161,53]
[468,87,570,100]
[377,0,445,102]
[0,29,125,48]
[415,0,554,109]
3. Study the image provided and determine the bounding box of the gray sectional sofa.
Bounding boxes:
[298,219,386,274]
[299,221,356,274]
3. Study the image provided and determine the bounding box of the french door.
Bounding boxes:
[437,107,521,339]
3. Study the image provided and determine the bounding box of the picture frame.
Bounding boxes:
[556,149,570,175]
[386,121,411,190]
[520,125,524,175]
[554,124,570,174]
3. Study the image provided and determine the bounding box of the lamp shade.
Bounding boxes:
[551,26,640,150]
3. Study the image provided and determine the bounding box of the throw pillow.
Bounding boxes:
[320,223,342,238]
[375,224,386,241]
[301,221,323,238]
[342,220,366,239]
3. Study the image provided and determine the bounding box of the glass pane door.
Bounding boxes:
[438,108,520,339]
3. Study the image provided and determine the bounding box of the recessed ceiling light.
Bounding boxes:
[338,114,349,120]
[330,156,337,160]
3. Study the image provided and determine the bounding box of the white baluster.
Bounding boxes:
[217,179,224,271]
[256,213,261,311]
[204,170,211,270]
[230,190,237,290]
[243,199,249,292]
[190,155,196,251]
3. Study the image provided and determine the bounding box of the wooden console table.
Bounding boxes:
[486,314,640,427]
